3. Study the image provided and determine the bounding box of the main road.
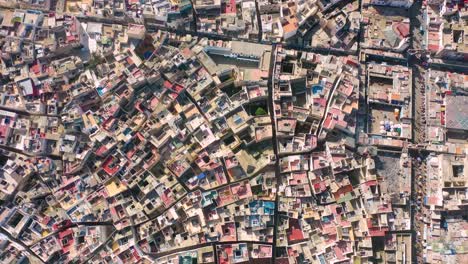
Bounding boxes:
[408,1,430,263]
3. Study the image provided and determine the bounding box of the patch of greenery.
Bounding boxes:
[255,107,267,116]
[86,53,105,70]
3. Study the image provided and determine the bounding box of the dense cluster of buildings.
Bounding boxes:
[0,0,466,264]
[0,9,82,61]
[194,0,260,40]
[0,20,279,261]
[423,153,468,263]
[421,70,468,263]
[425,0,468,61]
[308,1,361,51]
[272,46,360,141]
[367,63,413,141]
[425,70,467,143]
[361,4,411,55]
[269,46,414,263]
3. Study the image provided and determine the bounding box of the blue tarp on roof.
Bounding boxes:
[143,51,153,59]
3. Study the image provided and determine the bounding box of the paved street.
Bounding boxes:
[408,1,429,262]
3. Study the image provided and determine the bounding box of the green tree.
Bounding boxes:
[86,53,105,70]
[255,107,267,116]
